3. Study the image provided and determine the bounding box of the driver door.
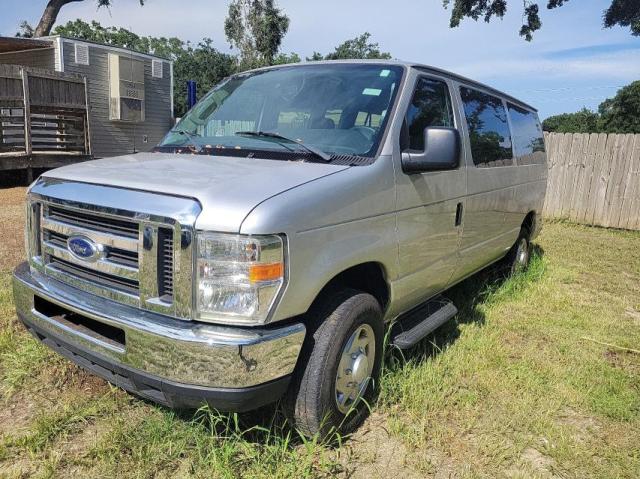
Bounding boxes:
[394,74,467,312]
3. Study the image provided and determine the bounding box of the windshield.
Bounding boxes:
[159,63,404,158]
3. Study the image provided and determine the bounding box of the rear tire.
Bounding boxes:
[285,289,383,439]
[502,227,531,275]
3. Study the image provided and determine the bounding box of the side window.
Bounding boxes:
[507,103,546,165]
[405,77,454,151]
[460,87,513,167]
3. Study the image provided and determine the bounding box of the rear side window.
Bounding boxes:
[460,87,513,167]
[405,77,454,151]
[507,103,546,165]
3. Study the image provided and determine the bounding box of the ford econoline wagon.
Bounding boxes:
[13,60,546,437]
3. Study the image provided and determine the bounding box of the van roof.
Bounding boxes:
[246,59,537,113]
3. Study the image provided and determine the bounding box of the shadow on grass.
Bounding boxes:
[141,245,546,448]
[388,244,545,364]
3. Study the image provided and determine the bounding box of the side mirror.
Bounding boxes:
[401,127,460,174]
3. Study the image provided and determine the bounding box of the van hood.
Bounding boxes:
[42,152,350,232]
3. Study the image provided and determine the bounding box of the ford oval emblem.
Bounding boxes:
[67,236,102,262]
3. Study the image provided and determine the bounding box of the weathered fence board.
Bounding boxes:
[544,132,640,230]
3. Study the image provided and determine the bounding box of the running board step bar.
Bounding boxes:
[390,296,458,349]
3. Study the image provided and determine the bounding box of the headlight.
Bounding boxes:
[196,232,285,325]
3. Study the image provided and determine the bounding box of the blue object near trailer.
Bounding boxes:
[187,80,197,109]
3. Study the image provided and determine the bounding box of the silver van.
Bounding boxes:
[13,60,546,437]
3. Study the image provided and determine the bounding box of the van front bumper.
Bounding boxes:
[12,262,305,411]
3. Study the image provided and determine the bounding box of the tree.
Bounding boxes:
[272,52,301,65]
[52,19,235,117]
[542,82,640,133]
[173,39,236,116]
[443,0,640,41]
[308,32,392,61]
[33,0,145,38]
[53,19,184,58]
[542,108,600,133]
[603,0,640,36]
[16,21,35,38]
[224,0,290,70]
[598,81,640,133]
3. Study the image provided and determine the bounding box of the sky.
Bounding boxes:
[1,0,639,119]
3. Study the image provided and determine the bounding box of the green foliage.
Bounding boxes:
[443,0,640,40]
[224,0,290,69]
[542,108,601,133]
[32,0,144,37]
[308,32,392,61]
[272,52,302,65]
[598,80,640,133]
[15,21,34,38]
[51,20,235,117]
[604,0,640,36]
[53,20,183,58]
[173,39,236,117]
[543,81,640,133]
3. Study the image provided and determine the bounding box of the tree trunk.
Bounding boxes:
[34,0,84,37]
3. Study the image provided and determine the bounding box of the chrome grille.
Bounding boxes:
[41,203,141,303]
[47,205,139,239]
[48,256,140,296]
[27,179,202,321]
[45,229,140,271]
[107,248,139,268]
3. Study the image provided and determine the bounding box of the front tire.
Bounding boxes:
[285,289,383,439]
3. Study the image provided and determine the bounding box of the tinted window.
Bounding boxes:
[507,103,545,165]
[460,87,513,167]
[405,78,454,151]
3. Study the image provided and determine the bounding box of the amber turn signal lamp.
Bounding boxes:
[249,262,284,283]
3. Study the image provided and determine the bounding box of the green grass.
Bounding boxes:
[1,222,639,478]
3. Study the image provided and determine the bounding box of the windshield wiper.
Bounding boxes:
[165,129,203,151]
[235,131,332,162]
[170,129,201,141]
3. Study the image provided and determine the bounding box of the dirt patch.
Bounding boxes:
[557,407,601,429]
[604,349,640,375]
[521,447,557,476]
[0,187,27,273]
[625,307,640,325]
[61,417,111,456]
[0,456,34,479]
[337,413,450,478]
[0,391,40,439]
[46,361,112,399]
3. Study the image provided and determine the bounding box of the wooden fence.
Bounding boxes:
[543,132,640,230]
[0,64,91,175]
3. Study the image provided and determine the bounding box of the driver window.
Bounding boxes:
[406,77,454,151]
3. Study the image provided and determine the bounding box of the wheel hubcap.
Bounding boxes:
[515,238,529,271]
[335,324,375,414]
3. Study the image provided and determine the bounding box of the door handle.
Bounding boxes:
[455,202,463,226]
